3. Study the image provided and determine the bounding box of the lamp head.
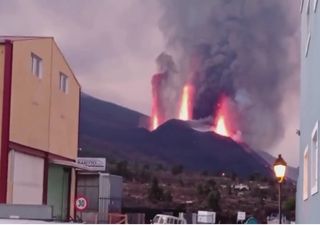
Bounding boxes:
[273,154,287,183]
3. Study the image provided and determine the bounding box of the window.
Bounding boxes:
[303,146,309,200]
[305,33,311,57]
[315,0,319,11]
[59,73,68,93]
[31,53,42,78]
[311,121,319,195]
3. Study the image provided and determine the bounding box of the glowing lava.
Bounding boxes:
[150,73,167,130]
[215,115,229,137]
[150,94,160,130]
[178,84,193,121]
[151,113,159,130]
[213,96,230,137]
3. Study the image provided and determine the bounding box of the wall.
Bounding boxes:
[297,0,320,223]
[48,42,80,160]
[9,38,80,160]
[9,39,52,151]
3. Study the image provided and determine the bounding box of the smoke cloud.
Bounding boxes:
[156,0,300,151]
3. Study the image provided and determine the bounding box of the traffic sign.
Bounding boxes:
[75,196,88,211]
[237,211,246,221]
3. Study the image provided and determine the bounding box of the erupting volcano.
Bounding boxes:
[145,0,300,160]
[150,73,233,138]
[178,84,193,121]
[149,52,235,137]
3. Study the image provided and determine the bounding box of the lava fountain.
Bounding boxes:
[150,84,160,130]
[214,96,230,137]
[150,73,168,130]
[178,84,193,121]
[151,112,159,130]
[215,115,229,137]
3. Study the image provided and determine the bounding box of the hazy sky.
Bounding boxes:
[0,0,164,114]
[0,0,300,166]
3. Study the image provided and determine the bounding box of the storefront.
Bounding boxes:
[6,149,85,221]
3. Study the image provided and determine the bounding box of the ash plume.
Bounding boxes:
[157,0,300,150]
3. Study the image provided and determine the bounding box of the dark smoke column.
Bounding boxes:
[157,0,299,150]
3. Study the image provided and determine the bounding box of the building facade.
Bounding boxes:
[0,36,80,221]
[296,0,320,223]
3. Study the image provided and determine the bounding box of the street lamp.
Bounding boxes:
[273,154,287,224]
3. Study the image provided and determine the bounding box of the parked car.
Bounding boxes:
[152,214,187,224]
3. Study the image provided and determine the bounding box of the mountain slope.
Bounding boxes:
[256,151,299,181]
[79,94,272,177]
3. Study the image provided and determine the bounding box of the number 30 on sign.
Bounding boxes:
[75,196,88,211]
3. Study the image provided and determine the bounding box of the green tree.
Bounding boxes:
[283,197,296,212]
[207,190,220,211]
[163,190,173,202]
[282,196,296,221]
[139,167,152,183]
[115,160,131,179]
[202,184,211,196]
[197,184,204,196]
[148,177,164,202]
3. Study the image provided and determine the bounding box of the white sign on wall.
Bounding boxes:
[197,211,216,224]
[237,211,246,221]
[77,157,106,171]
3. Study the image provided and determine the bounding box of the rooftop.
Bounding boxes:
[0,35,52,43]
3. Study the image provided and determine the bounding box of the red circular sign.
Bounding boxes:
[75,196,88,211]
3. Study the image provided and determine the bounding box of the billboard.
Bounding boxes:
[77,157,106,171]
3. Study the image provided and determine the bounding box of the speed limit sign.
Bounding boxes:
[75,196,88,211]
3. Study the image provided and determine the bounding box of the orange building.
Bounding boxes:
[0,36,80,220]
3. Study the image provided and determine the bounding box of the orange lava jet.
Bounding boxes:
[214,96,230,137]
[151,113,159,130]
[150,73,167,130]
[150,91,160,130]
[215,115,229,137]
[178,84,193,121]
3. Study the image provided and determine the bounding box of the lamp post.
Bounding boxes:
[273,154,287,224]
